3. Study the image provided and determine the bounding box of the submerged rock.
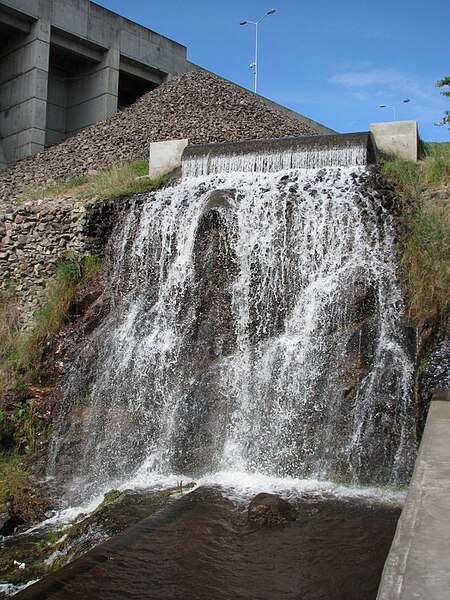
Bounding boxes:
[247,493,298,525]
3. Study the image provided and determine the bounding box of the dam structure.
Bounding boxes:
[0,0,191,168]
[48,132,417,500]
[0,0,334,171]
[9,132,422,599]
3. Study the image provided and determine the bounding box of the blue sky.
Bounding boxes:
[96,0,449,142]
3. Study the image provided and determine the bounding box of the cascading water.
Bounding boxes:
[48,136,416,501]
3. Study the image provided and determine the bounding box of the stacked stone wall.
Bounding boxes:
[0,193,138,323]
[0,198,87,317]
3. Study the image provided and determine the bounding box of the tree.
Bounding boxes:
[436,76,450,130]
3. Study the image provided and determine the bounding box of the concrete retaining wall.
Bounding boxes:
[149,139,188,179]
[370,121,418,161]
[377,388,450,599]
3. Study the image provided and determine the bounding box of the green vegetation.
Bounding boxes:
[0,254,101,529]
[400,207,449,321]
[0,254,100,388]
[15,159,168,202]
[382,142,450,322]
[436,76,450,130]
[0,452,32,513]
[382,142,450,201]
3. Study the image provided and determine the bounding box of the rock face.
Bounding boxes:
[0,512,25,537]
[0,70,320,201]
[248,493,298,525]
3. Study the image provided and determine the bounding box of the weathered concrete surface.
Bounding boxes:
[0,0,191,166]
[149,138,188,179]
[370,121,418,161]
[377,388,450,600]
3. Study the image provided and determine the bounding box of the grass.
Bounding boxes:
[382,142,450,202]
[401,207,450,321]
[382,142,450,322]
[0,254,101,388]
[15,159,168,202]
[0,452,30,513]
[0,255,99,521]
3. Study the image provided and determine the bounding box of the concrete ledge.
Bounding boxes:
[149,138,188,179]
[370,120,418,161]
[377,389,450,599]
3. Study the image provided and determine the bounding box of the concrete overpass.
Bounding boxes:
[0,0,192,168]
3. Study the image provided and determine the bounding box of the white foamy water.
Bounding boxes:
[183,141,369,176]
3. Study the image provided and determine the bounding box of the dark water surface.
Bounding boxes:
[17,487,400,600]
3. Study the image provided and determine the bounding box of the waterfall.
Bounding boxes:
[48,142,416,501]
[182,132,373,176]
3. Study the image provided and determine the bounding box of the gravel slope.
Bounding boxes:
[0,70,320,201]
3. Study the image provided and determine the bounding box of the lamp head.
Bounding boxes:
[403,98,411,103]
[239,20,247,25]
[379,105,386,108]
[267,9,276,15]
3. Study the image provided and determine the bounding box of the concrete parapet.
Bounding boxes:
[370,120,418,161]
[377,388,450,599]
[149,139,188,179]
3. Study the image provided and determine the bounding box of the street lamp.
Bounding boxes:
[240,9,276,94]
[379,99,411,121]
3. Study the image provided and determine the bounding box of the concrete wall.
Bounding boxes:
[370,120,418,161]
[377,388,450,599]
[0,0,191,167]
[0,17,50,163]
[149,138,188,179]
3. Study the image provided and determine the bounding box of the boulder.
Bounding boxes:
[247,493,298,525]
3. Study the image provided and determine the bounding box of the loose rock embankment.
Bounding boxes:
[0,70,319,202]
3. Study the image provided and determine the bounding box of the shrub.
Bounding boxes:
[0,254,100,388]
[382,142,450,322]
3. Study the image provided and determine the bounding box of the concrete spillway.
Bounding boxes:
[182,132,376,176]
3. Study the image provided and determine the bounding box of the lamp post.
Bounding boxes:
[240,9,276,94]
[379,99,411,121]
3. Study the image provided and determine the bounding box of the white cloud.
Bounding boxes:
[329,67,429,97]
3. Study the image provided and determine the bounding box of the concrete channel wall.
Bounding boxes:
[377,388,450,599]
[0,0,191,167]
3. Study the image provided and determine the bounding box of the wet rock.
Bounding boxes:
[247,493,298,525]
[0,513,25,537]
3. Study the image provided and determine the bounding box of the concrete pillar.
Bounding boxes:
[0,140,7,169]
[65,48,119,137]
[0,17,50,164]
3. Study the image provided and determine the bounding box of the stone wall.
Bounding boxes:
[0,194,128,322]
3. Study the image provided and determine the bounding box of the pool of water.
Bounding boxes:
[15,485,400,600]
